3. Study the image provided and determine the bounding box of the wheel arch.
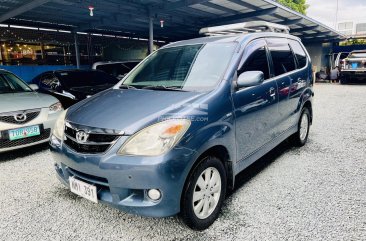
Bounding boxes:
[302,100,313,124]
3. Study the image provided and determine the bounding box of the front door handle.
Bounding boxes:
[269,87,276,97]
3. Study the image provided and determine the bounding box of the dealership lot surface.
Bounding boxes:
[0,84,365,241]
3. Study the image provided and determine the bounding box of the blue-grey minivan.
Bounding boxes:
[50,22,313,230]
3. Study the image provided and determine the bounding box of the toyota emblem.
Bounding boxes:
[76,131,89,144]
[14,113,27,122]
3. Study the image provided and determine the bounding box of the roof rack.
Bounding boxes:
[199,21,290,36]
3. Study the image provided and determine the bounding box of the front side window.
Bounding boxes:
[0,72,32,94]
[122,43,237,92]
[267,38,296,76]
[289,40,308,69]
[238,39,270,80]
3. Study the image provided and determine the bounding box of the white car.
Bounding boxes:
[0,69,63,153]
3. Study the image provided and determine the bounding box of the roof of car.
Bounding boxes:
[350,50,366,53]
[93,60,141,65]
[163,32,301,49]
[0,69,12,74]
[53,69,103,74]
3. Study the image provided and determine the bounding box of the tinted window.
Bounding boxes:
[238,39,270,80]
[56,71,119,88]
[289,40,307,69]
[96,62,139,79]
[267,38,296,76]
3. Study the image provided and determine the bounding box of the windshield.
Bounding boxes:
[0,72,32,94]
[122,43,237,92]
[96,62,139,79]
[56,71,120,88]
[348,52,366,58]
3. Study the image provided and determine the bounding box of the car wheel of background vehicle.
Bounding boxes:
[290,107,310,147]
[180,156,227,230]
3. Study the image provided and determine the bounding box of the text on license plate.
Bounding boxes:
[8,125,40,141]
[69,177,98,203]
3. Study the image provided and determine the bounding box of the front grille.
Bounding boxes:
[64,127,117,143]
[0,109,41,125]
[63,124,120,154]
[0,129,51,149]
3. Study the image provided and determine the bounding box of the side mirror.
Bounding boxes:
[29,84,39,91]
[236,71,264,89]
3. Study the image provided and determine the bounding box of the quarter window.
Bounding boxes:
[267,38,296,76]
[238,39,270,80]
[289,40,307,69]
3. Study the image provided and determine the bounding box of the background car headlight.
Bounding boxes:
[53,110,67,140]
[118,119,191,156]
[49,102,63,114]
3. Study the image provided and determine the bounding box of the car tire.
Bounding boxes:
[180,156,227,230]
[290,107,311,147]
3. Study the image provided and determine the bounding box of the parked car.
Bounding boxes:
[340,50,366,84]
[32,69,120,108]
[92,60,140,80]
[0,69,63,153]
[50,21,313,230]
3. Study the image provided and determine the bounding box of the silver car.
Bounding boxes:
[0,69,63,153]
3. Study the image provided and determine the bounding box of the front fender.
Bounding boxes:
[177,119,236,192]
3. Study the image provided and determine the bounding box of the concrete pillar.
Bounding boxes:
[73,32,80,69]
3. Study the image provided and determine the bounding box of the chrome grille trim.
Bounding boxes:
[63,121,122,154]
[0,108,41,125]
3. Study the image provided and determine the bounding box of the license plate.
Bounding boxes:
[69,177,98,203]
[8,125,40,141]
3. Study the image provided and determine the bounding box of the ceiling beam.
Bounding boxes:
[279,18,303,26]
[0,0,51,23]
[302,36,342,44]
[204,7,278,25]
[295,31,332,38]
[200,2,241,15]
[292,25,319,33]
[151,0,211,12]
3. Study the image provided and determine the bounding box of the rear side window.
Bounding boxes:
[289,40,307,69]
[238,39,270,80]
[267,38,296,76]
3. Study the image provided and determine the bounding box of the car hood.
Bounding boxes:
[67,89,204,135]
[0,92,59,113]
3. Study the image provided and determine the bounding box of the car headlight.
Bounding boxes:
[118,119,191,156]
[49,102,63,114]
[53,110,67,140]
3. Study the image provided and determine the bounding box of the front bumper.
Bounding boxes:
[0,109,61,153]
[50,135,196,217]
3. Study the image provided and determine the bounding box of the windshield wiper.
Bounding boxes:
[142,85,185,91]
[119,84,138,90]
